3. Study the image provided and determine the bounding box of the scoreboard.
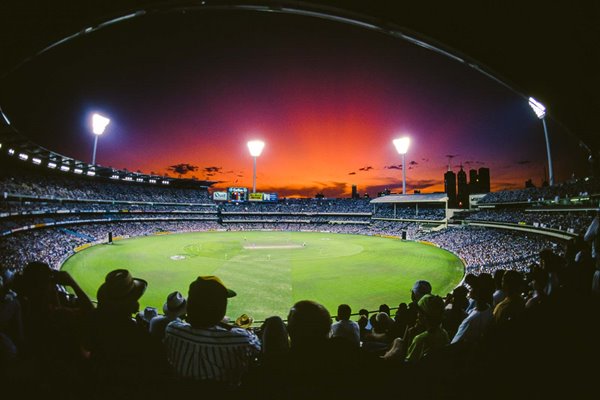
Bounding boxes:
[227,187,248,202]
[214,188,278,203]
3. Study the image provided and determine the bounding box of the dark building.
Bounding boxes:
[469,169,479,194]
[478,167,490,193]
[351,185,359,199]
[444,170,457,207]
[457,166,468,208]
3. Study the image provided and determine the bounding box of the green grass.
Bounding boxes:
[62,231,464,321]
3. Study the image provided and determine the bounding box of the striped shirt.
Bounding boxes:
[164,320,261,386]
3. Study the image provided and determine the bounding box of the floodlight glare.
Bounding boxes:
[528,97,553,185]
[393,136,411,194]
[90,113,111,165]
[92,113,110,135]
[247,140,265,157]
[528,97,546,119]
[393,137,410,155]
[247,140,265,193]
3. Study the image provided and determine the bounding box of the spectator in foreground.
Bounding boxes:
[149,291,187,341]
[287,300,359,399]
[164,276,260,388]
[405,294,449,362]
[493,270,526,325]
[329,303,360,347]
[83,269,170,397]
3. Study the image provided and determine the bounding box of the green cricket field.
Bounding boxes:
[62,230,464,321]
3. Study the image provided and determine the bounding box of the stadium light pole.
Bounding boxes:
[91,113,110,165]
[393,137,410,194]
[528,97,554,186]
[247,140,265,193]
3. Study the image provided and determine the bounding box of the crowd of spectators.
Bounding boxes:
[220,198,372,213]
[465,208,595,234]
[423,226,563,275]
[2,163,600,398]
[478,176,600,204]
[1,169,212,204]
[372,205,446,220]
[1,240,598,399]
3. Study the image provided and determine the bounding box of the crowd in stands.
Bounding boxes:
[1,235,598,399]
[372,205,446,220]
[0,220,221,272]
[2,161,600,398]
[220,198,372,213]
[424,226,562,274]
[1,169,212,204]
[478,176,600,204]
[466,208,595,234]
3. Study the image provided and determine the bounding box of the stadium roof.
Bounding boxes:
[0,121,216,188]
[370,193,449,204]
[1,0,598,157]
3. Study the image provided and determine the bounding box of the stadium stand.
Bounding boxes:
[1,151,600,398]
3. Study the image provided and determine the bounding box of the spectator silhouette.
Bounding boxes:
[82,269,170,398]
[287,300,358,399]
[493,270,525,325]
[164,276,260,389]
[149,291,186,341]
[330,304,360,347]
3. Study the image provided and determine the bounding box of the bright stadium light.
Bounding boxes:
[393,137,411,194]
[91,113,110,165]
[247,140,265,193]
[528,97,546,119]
[528,97,553,185]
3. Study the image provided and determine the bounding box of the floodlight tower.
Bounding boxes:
[393,137,411,194]
[247,140,265,193]
[91,113,110,165]
[528,97,554,186]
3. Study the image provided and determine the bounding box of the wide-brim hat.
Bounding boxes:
[163,291,187,318]
[97,269,147,304]
[235,313,254,329]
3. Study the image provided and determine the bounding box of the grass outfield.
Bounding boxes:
[62,231,464,321]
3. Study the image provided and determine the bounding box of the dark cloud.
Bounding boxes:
[358,166,373,172]
[204,166,223,173]
[409,160,418,166]
[384,164,402,170]
[167,163,198,176]
[421,158,430,162]
[203,166,223,177]
[348,172,356,175]
[516,160,531,165]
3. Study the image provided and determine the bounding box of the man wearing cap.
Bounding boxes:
[164,276,261,388]
[405,294,449,362]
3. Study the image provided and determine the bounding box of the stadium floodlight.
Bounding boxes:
[247,140,265,193]
[393,137,411,194]
[91,113,110,165]
[528,97,553,186]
